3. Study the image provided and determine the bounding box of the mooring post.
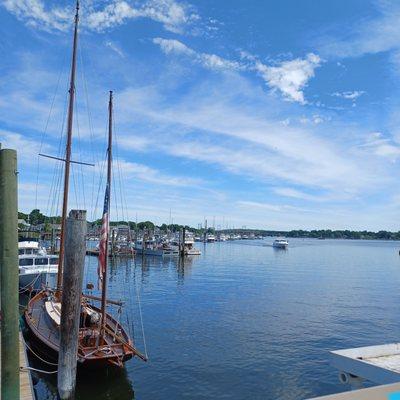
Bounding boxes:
[181,227,186,258]
[58,209,87,400]
[0,148,19,400]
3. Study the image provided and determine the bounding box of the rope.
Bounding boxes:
[73,88,86,211]
[20,331,58,366]
[18,273,41,293]
[135,277,148,359]
[78,34,98,221]
[35,53,67,210]
[21,366,57,374]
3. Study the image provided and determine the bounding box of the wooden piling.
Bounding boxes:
[57,209,87,400]
[181,227,186,257]
[0,148,20,400]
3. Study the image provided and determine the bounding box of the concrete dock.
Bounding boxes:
[0,332,35,400]
[310,382,400,399]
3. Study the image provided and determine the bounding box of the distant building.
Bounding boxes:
[18,219,30,229]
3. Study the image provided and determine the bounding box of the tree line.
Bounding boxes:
[19,209,400,240]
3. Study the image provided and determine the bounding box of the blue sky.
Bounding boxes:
[1,0,400,230]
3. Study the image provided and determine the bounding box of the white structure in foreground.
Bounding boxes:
[331,343,400,386]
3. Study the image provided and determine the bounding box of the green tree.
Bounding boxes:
[29,209,45,225]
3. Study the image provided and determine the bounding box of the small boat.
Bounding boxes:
[18,240,58,292]
[135,238,179,256]
[206,234,216,243]
[273,238,289,249]
[18,239,47,256]
[19,254,58,292]
[170,232,201,255]
[183,232,201,255]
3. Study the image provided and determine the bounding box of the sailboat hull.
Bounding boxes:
[24,290,136,368]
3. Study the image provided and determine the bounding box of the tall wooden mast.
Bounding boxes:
[100,91,113,331]
[57,0,80,290]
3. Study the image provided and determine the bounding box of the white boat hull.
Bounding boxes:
[19,268,58,291]
[135,247,179,257]
[186,249,201,256]
[272,243,288,249]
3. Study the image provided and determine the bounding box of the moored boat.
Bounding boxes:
[273,238,289,249]
[24,3,146,368]
[135,238,179,256]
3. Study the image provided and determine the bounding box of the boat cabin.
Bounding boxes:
[19,255,59,268]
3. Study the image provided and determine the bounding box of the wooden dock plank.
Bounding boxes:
[0,332,35,400]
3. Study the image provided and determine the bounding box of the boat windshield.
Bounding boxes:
[19,258,34,266]
[34,258,49,266]
[49,258,59,265]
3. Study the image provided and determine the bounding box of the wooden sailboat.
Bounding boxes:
[24,1,146,368]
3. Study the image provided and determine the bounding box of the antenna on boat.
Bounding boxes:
[57,0,80,290]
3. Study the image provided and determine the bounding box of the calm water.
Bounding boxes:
[30,238,400,400]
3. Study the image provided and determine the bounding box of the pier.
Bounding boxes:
[0,332,35,400]
[310,382,400,399]
[309,342,400,399]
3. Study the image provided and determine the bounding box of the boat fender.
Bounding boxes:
[339,371,363,388]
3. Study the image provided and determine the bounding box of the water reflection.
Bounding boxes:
[28,239,400,400]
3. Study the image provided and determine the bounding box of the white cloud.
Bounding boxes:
[236,200,285,213]
[2,0,200,33]
[357,131,400,162]
[254,54,321,104]
[0,130,51,164]
[2,0,71,31]
[273,187,323,202]
[374,143,400,158]
[104,40,125,58]
[332,90,365,100]
[299,114,326,125]
[318,2,400,64]
[112,159,203,187]
[153,37,194,56]
[153,37,242,70]
[153,38,321,102]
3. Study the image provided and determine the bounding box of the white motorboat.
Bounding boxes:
[18,239,47,256]
[206,234,216,243]
[135,238,179,257]
[171,232,201,255]
[19,252,59,291]
[184,233,201,255]
[272,238,289,249]
[218,234,228,242]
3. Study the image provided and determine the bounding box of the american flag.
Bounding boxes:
[98,182,110,285]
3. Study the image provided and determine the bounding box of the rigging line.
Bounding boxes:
[113,111,130,228]
[112,109,127,224]
[35,52,67,210]
[111,162,120,222]
[21,367,58,375]
[78,35,98,218]
[45,91,69,218]
[112,106,132,233]
[71,163,79,210]
[135,269,148,359]
[86,147,108,280]
[53,161,64,225]
[73,87,86,211]
[19,327,59,366]
[92,149,107,223]
[91,118,109,222]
